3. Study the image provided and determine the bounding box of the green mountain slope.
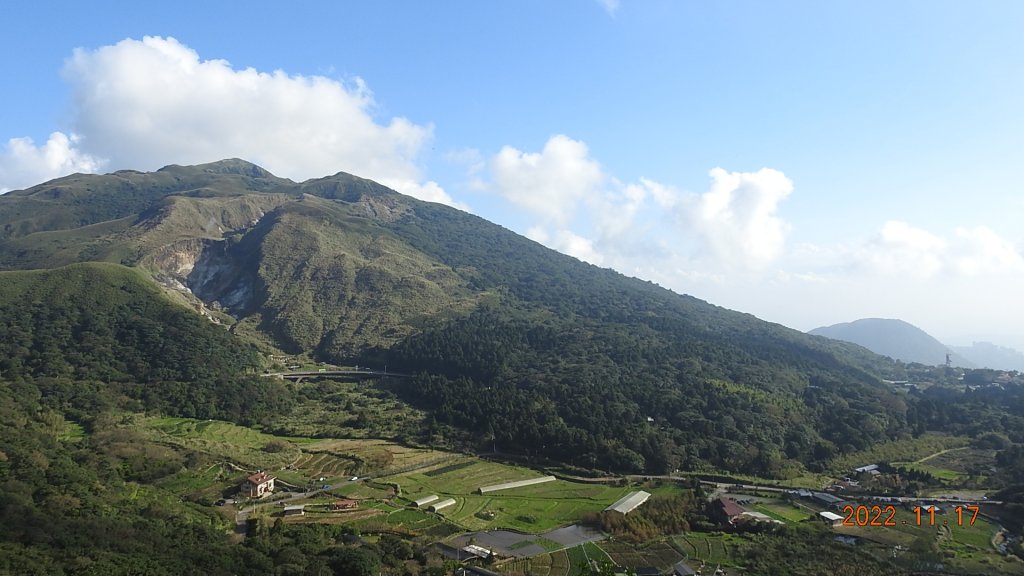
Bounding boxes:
[0,160,913,475]
[0,263,293,424]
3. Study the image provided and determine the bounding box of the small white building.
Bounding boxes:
[283,504,305,516]
[819,511,844,527]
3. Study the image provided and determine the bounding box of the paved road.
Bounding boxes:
[618,474,1003,505]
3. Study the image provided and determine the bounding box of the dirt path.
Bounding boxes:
[913,446,968,464]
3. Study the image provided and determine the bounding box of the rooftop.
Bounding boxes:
[606,490,652,515]
[715,497,746,518]
[247,471,274,484]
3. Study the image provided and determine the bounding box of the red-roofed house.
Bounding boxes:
[247,471,276,498]
[331,499,359,511]
[710,497,747,526]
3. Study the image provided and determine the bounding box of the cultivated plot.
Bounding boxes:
[385,459,634,532]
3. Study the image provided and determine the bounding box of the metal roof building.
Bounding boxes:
[283,504,305,516]
[819,511,844,526]
[478,476,556,494]
[413,495,440,507]
[429,498,457,512]
[605,490,651,515]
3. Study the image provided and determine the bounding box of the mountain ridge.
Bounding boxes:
[0,159,914,475]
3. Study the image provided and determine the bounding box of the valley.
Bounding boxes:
[104,410,1024,575]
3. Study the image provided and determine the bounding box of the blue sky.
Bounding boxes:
[3,1,1024,351]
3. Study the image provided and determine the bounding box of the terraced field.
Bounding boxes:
[290,451,357,478]
[303,438,453,476]
[140,416,305,469]
[599,540,682,571]
[132,415,461,490]
[672,534,742,567]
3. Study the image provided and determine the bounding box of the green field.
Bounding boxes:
[672,534,744,567]
[132,415,455,487]
[832,504,1024,574]
[892,447,996,486]
[829,433,970,475]
[385,459,636,532]
[599,540,683,571]
[750,500,811,523]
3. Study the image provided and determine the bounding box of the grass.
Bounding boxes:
[832,502,1021,573]
[58,421,86,442]
[396,461,682,532]
[128,414,459,501]
[828,433,970,475]
[266,379,429,441]
[671,534,743,567]
[389,459,542,494]
[891,447,995,487]
[895,461,966,482]
[138,415,305,470]
[385,458,639,533]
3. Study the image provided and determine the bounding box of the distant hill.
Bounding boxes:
[951,342,1024,372]
[809,318,975,367]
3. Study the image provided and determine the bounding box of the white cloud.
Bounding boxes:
[857,220,947,278]
[378,178,470,212]
[490,134,604,226]
[680,167,794,269]
[1,36,460,207]
[843,221,1024,279]
[527,226,604,265]
[596,0,621,16]
[486,135,679,267]
[0,132,102,192]
[951,225,1024,276]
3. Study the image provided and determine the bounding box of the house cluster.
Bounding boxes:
[784,490,849,511]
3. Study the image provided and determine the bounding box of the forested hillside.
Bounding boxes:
[0,263,293,424]
[0,161,920,477]
[4,161,1024,573]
